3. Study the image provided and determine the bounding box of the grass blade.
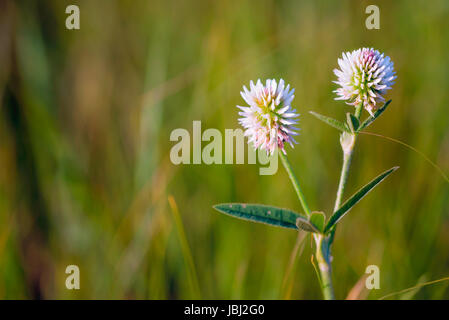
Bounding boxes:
[168,195,201,299]
[379,275,449,300]
[280,231,307,299]
[324,166,399,233]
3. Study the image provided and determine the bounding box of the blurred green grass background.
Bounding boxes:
[0,0,448,299]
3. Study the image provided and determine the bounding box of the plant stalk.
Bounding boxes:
[317,140,355,300]
[279,151,335,299]
[328,136,356,247]
[334,144,355,212]
[315,235,335,300]
[323,104,362,299]
[334,103,362,213]
[279,152,311,217]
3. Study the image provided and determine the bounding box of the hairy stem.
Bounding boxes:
[280,152,311,217]
[315,235,335,300]
[317,143,355,300]
[315,140,357,300]
[323,105,361,299]
[332,103,362,228]
[328,137,355,246]
[334,145,355,212]
[279,151,334,299]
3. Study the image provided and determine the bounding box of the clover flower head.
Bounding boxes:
[237,79,299,155]
[333,48,396,116]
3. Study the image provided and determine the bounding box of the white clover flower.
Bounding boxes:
[237,79,299,155]
[333,48,396,116]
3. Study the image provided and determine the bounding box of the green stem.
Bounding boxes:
[315,235,335,300]
[279,152,311,217]
[279,152,334,299]
[334,103,362,216]
[312,104,363,300]
[315,141,355,300]
[328,137,355,245]
[334,145,355,212]
[322,134,356,300]
[322,104,362,299]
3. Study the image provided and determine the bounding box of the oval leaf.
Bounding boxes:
[324,166,399,234]
[213,203,319,232]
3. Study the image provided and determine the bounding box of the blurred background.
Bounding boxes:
[0,0,448,299]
